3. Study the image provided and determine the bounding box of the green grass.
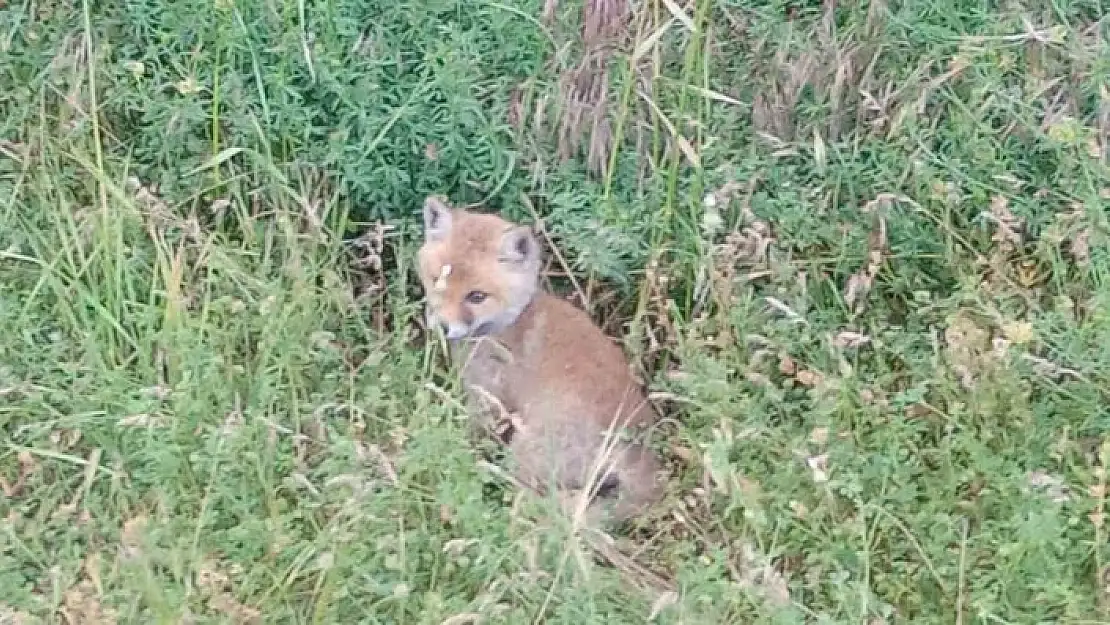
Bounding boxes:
[2,0,1110,622]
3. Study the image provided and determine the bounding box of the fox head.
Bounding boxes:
[417,196,542,340]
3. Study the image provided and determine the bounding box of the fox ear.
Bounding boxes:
[423,196,453,241]
[499,226,538,265]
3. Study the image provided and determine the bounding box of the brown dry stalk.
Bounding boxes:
[843,198,890,314]
[543,0,559,23]
[557,52,612,176]
[582,0,628,46]
[547,0,635,177]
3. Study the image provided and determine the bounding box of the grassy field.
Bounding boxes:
[2,0,1110,622]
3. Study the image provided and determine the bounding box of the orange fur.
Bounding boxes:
[417,196,664,526]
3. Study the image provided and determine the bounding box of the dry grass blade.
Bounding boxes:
[556,54,613,176]
[733,542,792,608]
[0,140,29,163]
[631,19,673,63]
[659,0,695,32]
[196,558,262,624]
[638,90,700,166]
[542,0,559,23]
[119,514,148,560]
[60,580,117,625]
[684,84,744,107]
[985,194,1023,252]
[0,606,37,625]
[844,200,889,314]
[582,0,628,45]
[0,451,37,498]
[751,50,818,140]
[581,529,677,595]
[832,331,872,349]
[943,310,993,390]
[647,590,678,620]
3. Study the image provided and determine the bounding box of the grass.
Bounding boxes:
[2,0,1110,622]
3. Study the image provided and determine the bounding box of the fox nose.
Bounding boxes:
[440,321,469,340]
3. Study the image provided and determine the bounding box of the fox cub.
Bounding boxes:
[417,196,663,526]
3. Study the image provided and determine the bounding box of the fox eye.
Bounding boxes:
[464,290,488,305]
